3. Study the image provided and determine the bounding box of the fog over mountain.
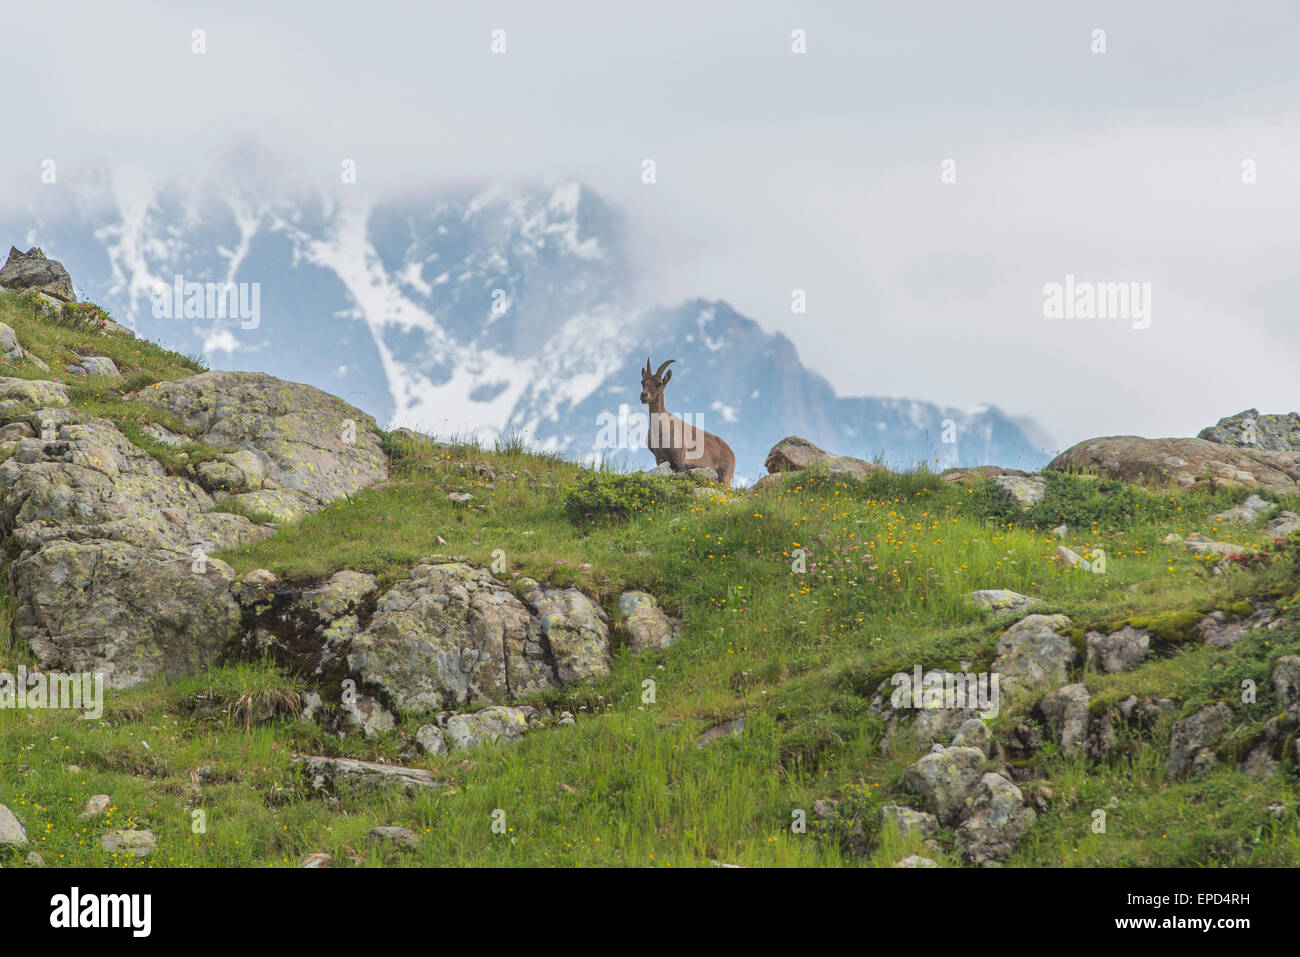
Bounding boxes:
[1,162,1055,482]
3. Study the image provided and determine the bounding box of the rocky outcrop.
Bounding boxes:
[612,590,679,653]
[128,370,388,509]
[0,415,272,688]
[902,746,985,826]
[1039,683,1091,756]
[761,436,877,483]
[991,614,1076,693]
[1085,626,1150,673]
[1166,703,1234,778]
[0,247,75,302]
[954,773,1035,865]
[520,579,611,683]
[0,377,69,413]
[991,474,1045,507]
[1049,435,1300,495]
[969,589,1041,616]
[346,560,557,712]
[443,705,541,750]
[240,569,377,683]
[1200,409,1300,453]
[296,756,442,797]
[0,365,390,690]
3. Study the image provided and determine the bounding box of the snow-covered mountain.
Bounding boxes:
[3,166,1054,483]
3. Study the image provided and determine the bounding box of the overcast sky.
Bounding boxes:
[3,1,1299,450]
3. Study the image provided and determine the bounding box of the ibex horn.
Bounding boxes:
[655,359,676,377]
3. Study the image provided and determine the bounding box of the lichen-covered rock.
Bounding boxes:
[880,805,939,840]
[444,705,541,750]
[415,724,448,755]
[100,829,156,858]
[991,614,1075,693]
[1272,656,1300,707]
[296,756,442,796]
[1200,409,1300,453]
[613,590,679,653]
[1039,683,1090,756]
[0,376,69,412]
[10,540,243,690]
[241,569,376,682]
[901,746,985,826]
[0,246,75,301]
[951,718,992,756]
[1086,626,1150,673]
[521,580,611,683]
[0,418,265,554]
[223,488,318,524]
[1166,702,1234,778]
[955,773,1036,864]
[347,561,555,711]
[991,474,1046,507]
[66,356,121,380]
[969,589,1041,615]
[128,370,388,504]
[0,413,274,689]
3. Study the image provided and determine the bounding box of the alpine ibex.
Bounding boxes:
[639,358,736,486]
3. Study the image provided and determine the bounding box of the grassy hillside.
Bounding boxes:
[1,290,1298,867]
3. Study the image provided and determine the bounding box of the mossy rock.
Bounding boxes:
[1216,600,1254,619]
[1106,609,1203,647]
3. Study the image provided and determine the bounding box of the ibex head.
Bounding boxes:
[639,358,675,405]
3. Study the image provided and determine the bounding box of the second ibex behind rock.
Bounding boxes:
[639,358,736,486]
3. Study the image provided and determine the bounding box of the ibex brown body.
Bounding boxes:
[639,358,736,487]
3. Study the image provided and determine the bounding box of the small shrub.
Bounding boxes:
[563,472,689,525]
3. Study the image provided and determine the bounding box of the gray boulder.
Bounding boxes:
[0,246,75,301]
[1085,626,1150,673]
[955,773,1036,864]
[521,580,611,683]
[100,829,156,858]
[969,589,1041,615]
[0,805,27,845]
[991,474,1046,507]
[880,805,939,840]
[901,746,985,826]
[991,614,1075,693]
[1271,656,1300,708]
[613,590,679,653]
[1039,683,1090,756]
[444,705,541,750]
[128,370,388,505]
[346,561,555,711]
[1166,703,1234,778]
[296,756,442,796]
